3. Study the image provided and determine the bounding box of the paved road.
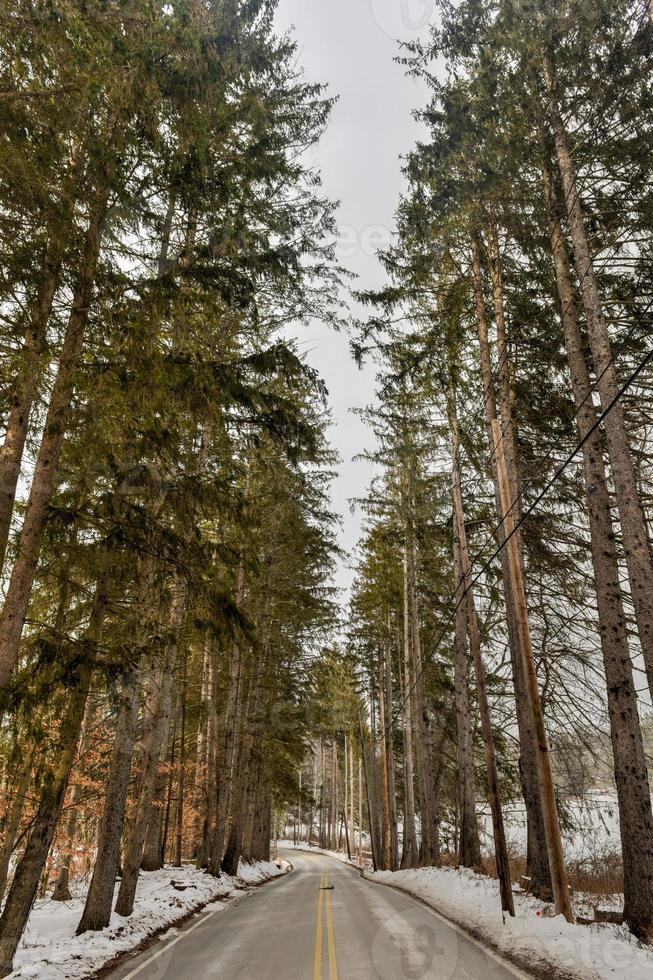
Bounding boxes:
[107,850,529,980]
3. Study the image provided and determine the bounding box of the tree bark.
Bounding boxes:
[378,647,393,870]
[114,626,179,917]
[222,644,261,877]
[343,739,351,861]
[208,559,246,876]
[0,584,105,976]
[250,766,272,863]
[384,636,399,868]
[198,639,218,868]
[493,418,573,922]
[76,672,139,934]
[451,401,513,914]
[0,188,109,690]
[330,742,338,851]
[240,748,263,862]
[543,58,653,704]
[52,689,97,901]
[358,718,378,872]
[140,752,168,873]
[174,670,186,868]
[471,237,552,896]
[0,243,62,572]
[543,159,653,940]
[0,757,33,903]
[452,523,482,870]
[400,547,418,869]
[407,527,438,865]
[159,722,176,867]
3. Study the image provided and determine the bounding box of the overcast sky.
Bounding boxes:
[273,0,434,604]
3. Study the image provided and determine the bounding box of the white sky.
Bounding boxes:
[274,0,434,603]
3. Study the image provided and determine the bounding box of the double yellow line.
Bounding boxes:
[313,870,338,980]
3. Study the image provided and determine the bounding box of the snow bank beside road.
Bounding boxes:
[369,864,653,980]
[8,859,288,979]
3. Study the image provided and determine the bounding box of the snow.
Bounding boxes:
[9,859,289,979]
[367,865,653,980]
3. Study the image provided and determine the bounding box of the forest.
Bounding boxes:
[0,1,652,978]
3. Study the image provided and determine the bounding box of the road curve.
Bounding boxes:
[106,849,530,980]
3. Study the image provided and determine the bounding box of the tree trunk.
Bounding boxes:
[240,749,263,863]
[52,689,97,901]
[250,767,272,863]
[0,583,105,976]
[199,640,219,868]
[451,401,513,914]
[208,560,246,876]
[451,523,482,870]
[140,753,168,872]
[471,237,552,897]
[76,672,139,934]
[0,758,33,903]
[174,672,186,868]
[159,725,176,867]
[114,639,178,916]
[0,241,62,572]
[358,719,378,872]
[343,739,351,861]
[400,548,418,869]
[318,738,326,848]
[493,418,573,923]
[543,159,653,940]
[384,639,399,868]
[407,521,439,865]
[378,648,392,870]
[0,188,109,690]
[358,755,363,866]
[544,59,653,704]
[222,647,261,877]
[192,636,212,860]
[348,736,352,867]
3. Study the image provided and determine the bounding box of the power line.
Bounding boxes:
[369,5,653,741]
[467,298,652,574]
[372,333,653,745]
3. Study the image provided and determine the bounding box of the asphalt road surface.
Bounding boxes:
[107,850,530,980]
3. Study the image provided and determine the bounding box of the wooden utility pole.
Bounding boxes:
[451,417,514,916]
[492,419,573,922]
[344,737,348,854]
[358,755,363,866]
[378,648,392,870]
[174,663,186,867]
[358,716,377,871]
[332,743,338,851]
[337,763,352,861]
[349,737,354,851]
[298,767,302,843]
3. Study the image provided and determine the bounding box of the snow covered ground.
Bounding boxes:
[280,842,653,980]
[8,859,288,979]
[369,864,653,980]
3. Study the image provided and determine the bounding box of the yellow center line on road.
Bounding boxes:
[313,871,325,980]
[324,873,338,980]
[313,868,338,980]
